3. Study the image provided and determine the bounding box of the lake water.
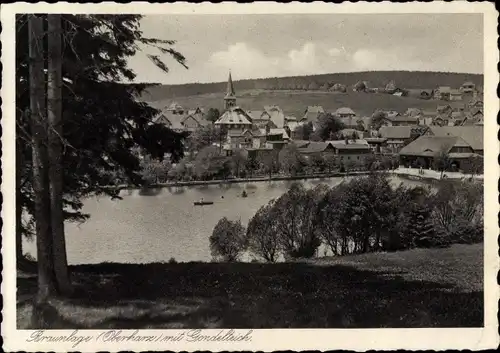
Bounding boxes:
[23,176,426,264]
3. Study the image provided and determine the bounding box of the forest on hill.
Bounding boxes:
[141,71,483,102]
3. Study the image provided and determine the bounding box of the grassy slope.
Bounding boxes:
[142,71,483,102]
[145,90,474,119]
[17,244,483,329]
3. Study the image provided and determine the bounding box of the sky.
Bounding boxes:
[127,13,483,84]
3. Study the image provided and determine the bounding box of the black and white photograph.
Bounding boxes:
[1,2,498,352]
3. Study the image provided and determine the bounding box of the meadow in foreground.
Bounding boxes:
[17,243,483,329]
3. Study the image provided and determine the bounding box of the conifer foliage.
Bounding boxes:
[17,15,188,240]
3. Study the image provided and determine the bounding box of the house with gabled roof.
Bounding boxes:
[399,135,481,170]
[296,140,371,165]
[405,107,423,117]
[214,106,253,131]
[432,114,451,127]
[264,105,285,128]
[247,110,275,128]
[381,115,419,127]
[434,86,451,100]
[469,99,484,109]
[297,141,336,156]
[425,126,483,155]
[415,111,437,126]
[335,107,356,119]
[226,127,266,150]
[301,106,325,124]
[450,89,463,101]
[154,107,208,133]
[419,89,434,100]
[460,81,476,93]
[379,126,428,153]
[437,104,453,115]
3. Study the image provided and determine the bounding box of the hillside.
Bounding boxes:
[145,89,476,119]
[141,71,483,102]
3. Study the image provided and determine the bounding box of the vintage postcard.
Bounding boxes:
[1,2,498,352]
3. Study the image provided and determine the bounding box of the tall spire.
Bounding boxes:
[226,70,235,97]
[224,70,236,109]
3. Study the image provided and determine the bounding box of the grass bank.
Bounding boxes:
[17,244,483,329]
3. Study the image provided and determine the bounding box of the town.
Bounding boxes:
[139,71,484,184]
[12,11,489,336]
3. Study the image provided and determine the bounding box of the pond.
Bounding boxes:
[23,176,427,264]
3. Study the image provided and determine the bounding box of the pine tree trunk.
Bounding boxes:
[47,14,72,295]
[16,137,23,264]
[29,14,57,301]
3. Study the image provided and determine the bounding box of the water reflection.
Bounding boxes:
[23,176,427,265]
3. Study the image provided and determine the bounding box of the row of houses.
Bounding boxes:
[153,75,483,136]
[152,73,483,172]
[154,103,211,133]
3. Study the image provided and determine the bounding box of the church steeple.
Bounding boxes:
[224,70,236,110]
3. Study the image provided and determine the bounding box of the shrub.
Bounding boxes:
[168,257,177,264]
[431,180,483,244]
[273,183,324,259]
[335,174,399,253]
[279,144,307,175]
[140,156,171,184]
[246,201,280,262]
[210,217,247,262]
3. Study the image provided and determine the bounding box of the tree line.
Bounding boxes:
[209,175,483,262]
[17,15,188,304]
[139,142,399,185]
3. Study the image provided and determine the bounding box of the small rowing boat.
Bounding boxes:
[194,198,213,206]
[194,201,213,206]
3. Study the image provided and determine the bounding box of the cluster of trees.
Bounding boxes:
[143,71,483,101]
[17,15,188,302]
[293,113,351,141]
[209,176,483,262]
[143,139,398,184]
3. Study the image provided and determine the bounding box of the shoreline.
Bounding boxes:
[105,169,483,191]
[106,170,376,190]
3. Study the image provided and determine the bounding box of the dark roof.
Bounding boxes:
[334,144,371,150]
[379,126,413,139]
[215,107,253,125]
[428,126,483,151]
[291,140,311,148]
[154,110,198,131]
[299,141,334,153]
[385,115,418,123]
[301,111,322,123]
[399,136,471,157]
[365,137,387,143]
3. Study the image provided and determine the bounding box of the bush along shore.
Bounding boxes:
[210,174,483,262]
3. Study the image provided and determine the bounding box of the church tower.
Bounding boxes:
[224,71,237,110]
